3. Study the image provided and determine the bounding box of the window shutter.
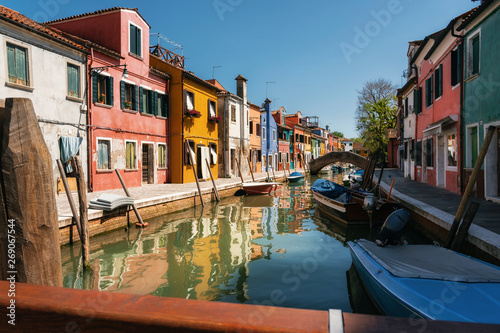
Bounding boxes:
[7,44,16,80]
[149,90,155,115]
[139,87,144,113]
[137,26,142,57]
[92,74,98,104]
[132,85,138,110]
[108,76,114,106]
[16,47,27,85]
[439,64,443,97]
[153,92,159,116]
[430,74,433,105]
[162,95,169,118]
[120,81,125,109]
[457,44,462,83]
[472,36,480,75]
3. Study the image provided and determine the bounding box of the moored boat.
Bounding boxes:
[242,182,281,195]
[311,179,398,225]
[287,171,305,182]
[347,239,500,324]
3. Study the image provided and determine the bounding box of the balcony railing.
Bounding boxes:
[150,44,185,69]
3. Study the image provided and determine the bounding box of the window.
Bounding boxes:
[185,91,195,111]
[93,74,113,106]
[279,152,282,163]
[434,64,443,99]
[404,97,408,117]
[249,121,254,135]
[426,138,434,167]
[129,23,142,57]
[208,100,216,119]
[121,81,137,110]
[158,144,167,168]
[273,129,276,141]
[209,143,217,165]
[262,127,266,140]
[468,32,480,77]
[97,139,111,170]
[67,64,80,98]
[184,140,196,165]
[415,140,422,166]
[6,43,29,86]
[140,88,154,114]
[447,134,457,167]
[425,75,433,107]
[125,141,136,169]
[451,45,462,86]
[410,140,415,160]
[231,105,236,122]
[467,126,478,168]
[157,93,168,117]
[256,123,261,136]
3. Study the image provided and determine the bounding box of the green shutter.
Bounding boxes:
[153,92,158,116]
[471,127,478,167]
[130,25,137,55]
[15,47,27,85]
[120,81,125,109]
[92,74,98,104]
[108,76,114,106]
[162,95,168,117]
[439,65,443,97]
[132,85,138,111]
[139,87,144,113]
[137,26,142,57]
[457,44,462,83]
[7,44,16,82]
[472,36,480,75]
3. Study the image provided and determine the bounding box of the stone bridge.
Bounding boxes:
[309,151,369,175]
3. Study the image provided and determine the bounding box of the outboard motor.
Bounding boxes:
[363,195,376,228]
[376,209,411,246]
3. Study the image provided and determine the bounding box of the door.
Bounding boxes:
[142,144,154,184]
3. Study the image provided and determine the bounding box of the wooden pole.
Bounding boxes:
[387,178,395,201]
[114,169,148,224]
[0,98,62,286]
[235,157,245,183]
[186,153,205,207]
[205,159,220,202]
[272,163,277,181]
[71,156,89,267]
[450,201,481,252]
[56,159,82,241]
[247,156,255,182]
[445,126,496,248]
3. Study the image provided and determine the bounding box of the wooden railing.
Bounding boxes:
[150,44,185,69]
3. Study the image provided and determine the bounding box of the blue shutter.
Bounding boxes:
[108,76,114,106]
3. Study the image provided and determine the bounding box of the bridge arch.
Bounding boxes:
[309,152,368,175]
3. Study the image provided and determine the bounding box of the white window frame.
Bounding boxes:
[66,61,83,100]
[262,127,266,140]
[157,143,167,169]
[125,139,138,170]
[273,129,276,141]
[230,104,236,123]
[466,28,481,80]
[96,137,112,170]
[128,21,143,57]
[4,39,33,90]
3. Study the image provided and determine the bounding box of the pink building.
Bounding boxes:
[48,8,170,191]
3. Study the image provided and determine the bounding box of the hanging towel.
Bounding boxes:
[60,136,83,173]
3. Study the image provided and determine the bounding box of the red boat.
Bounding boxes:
[242,182,281,195]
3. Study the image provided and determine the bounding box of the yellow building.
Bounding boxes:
[150,49,219,183]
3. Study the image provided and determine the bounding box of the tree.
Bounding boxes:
[332,131,344,138]
[356,78,397,111]
[356,97,397,161]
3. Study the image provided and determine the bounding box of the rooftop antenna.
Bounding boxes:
[212,66,222,80]
[150,33,183,57]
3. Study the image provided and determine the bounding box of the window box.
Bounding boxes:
[184,109,201,118]
[208,116,221,123]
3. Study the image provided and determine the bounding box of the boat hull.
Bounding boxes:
[347,240,500,324]
[242,182,281,195]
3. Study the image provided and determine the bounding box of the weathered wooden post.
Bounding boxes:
[205,159,220,202]
[0,98,62,286]
[72,156,90,267]
[247,156,255,182]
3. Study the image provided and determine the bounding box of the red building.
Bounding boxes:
[411,12,470,194]
[48,8,170,191]
[272,107,292,171]
[285,111,307,168]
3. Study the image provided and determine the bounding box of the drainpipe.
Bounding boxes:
[451,19,465,193]
[87,47,94,192]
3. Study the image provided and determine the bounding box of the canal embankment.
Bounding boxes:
[57,170,291,245]
[375,169,500,265]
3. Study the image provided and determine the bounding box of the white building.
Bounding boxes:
[0,6,88,190]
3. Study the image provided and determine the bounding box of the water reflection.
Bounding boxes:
[61,175,353,311]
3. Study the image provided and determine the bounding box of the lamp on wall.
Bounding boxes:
[90,64,128,78]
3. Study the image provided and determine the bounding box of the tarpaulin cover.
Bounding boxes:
[289,172,303,177]
[355,239,500,283]
[60,136,83,173]
[311,179,348,200]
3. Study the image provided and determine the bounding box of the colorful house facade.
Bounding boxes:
[261,98,278,172]
[272,107,293,171]
[459,0,500,201]
[1,6,89,191]
[249,102,262,173]
[285,111,306,168]
[48,7,170,191]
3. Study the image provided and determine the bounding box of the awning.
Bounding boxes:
[422,114,458,137]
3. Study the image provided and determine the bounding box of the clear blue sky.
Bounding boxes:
[4,0,478,138]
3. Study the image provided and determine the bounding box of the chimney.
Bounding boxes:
[235,75,248,105]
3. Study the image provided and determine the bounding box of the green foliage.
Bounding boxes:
[352,137,363,143]
[332,131,344,138]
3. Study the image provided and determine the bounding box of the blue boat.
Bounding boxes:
[347,239,500,324]
[287,171,305,182]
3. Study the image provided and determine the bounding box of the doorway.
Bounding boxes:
[142,143,154,184]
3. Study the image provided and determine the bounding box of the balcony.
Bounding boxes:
[150,44,184,69]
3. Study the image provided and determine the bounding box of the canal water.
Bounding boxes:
[60,171,406,313]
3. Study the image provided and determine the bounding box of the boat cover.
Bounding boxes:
[311,179,348,200]
[289,172,303,177]
[89,193,135,211]
[355,239,500,283]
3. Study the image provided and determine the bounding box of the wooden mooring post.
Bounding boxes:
[72,156,90,266]
[235,158,245,183]
[451,201,481,252]
[205,159,220,202]
[187,153,204,207]
[114,169,148,226]
[445,126,496,248]
[247,156,255,182]
[0,98,62,286]
[56,159,82,241]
